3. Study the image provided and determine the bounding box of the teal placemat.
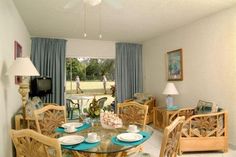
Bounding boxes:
[62,141,100,151]
[111,131,151,147]
[55,123,91,133]
[167,105,179,110]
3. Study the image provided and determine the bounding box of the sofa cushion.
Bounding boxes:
[25,97,43,118]
[133,93,152,104]
[196,100,217,114]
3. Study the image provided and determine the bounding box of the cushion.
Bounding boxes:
[25,97,43,118]
[196,100,217,114]
[133,93,152,104]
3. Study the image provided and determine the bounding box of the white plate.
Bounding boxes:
[61,122,83,128]
[117,133,143,142]
[127,129,140,133]
[58,135,85,145]
[64,128,77,133]
[85,136,101,143]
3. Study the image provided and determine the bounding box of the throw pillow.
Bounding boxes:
[196,100,216,114]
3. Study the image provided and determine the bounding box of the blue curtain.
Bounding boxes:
[31,38,67,105]
[115,43,143,103]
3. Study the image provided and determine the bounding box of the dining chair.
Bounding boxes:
[118,101,148,128]
[118,102,149,157]
[66,98,80,119]
[11,129,62,157]
[97,97,108,109]
[160,116,185,157]
[34,104,67,137]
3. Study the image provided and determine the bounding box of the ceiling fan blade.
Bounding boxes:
[84,0,102,6]
[64,0,80,9]
[104,0,123,9]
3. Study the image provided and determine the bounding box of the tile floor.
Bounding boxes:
[140,130,236,157]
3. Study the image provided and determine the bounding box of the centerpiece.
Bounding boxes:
[100,110,122,129]
[83,97,100,118]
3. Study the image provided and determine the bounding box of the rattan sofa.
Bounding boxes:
[169,102,228,154]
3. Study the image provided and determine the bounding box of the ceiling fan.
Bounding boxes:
[64,0,122,9]
[84,0,102,6]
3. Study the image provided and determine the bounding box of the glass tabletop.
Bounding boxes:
[58,122,154,154]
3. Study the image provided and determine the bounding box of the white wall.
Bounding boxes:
[0,0,31,156]
[66,39,116,58]
[143,6,236,146]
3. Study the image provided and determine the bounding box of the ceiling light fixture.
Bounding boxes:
[83,0,103,39]
[83,2,87,38]
[98,2,102,39]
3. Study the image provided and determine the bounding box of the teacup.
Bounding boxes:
[65,125,76,132]
[128,125,138,132]
[87,132,98,142]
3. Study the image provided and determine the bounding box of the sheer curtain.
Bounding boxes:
[31,38,67,105]
[115,43,143,103]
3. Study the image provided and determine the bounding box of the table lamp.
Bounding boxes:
[7,57,40,128]
[162,82,179,109]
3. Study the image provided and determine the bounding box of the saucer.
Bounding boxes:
[127,129,140,133]
[85,136,101,143]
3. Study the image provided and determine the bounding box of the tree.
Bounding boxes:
[66,58,115,81]
[100,59,115,80]
[66,58,86,81]
[85,59,101,80]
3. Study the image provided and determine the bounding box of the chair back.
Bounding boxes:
[11,129,62,157]
[160,116,185,157]
[34,104,66,137]
[117,102,148,128]
[97,97,108,109]
[66,99,74,110]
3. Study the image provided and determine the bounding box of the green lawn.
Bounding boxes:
[66,81,115,94]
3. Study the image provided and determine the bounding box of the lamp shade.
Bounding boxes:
[162,82,179,95]
[7,57,40,76]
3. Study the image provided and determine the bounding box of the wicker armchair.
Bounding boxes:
[124,93,155,124]
[118,101,148,129]
[11,129,62,157]
[160,116,185,157]
[169,101,228,154]
[117,102,148,156]
[34,104,67,138]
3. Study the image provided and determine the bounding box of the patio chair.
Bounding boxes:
[160,116,185,157]
[11,129,62,157]
[97,97,108,109]
[34,104,66,137]
[66,99,80,119]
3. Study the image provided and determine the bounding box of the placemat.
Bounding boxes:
[55,123,91,133]
[62,141,100,151]
[111,131,151,147]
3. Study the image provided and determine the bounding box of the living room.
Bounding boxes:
[1,0,236,157]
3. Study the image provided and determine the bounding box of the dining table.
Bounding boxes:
[56,121,154,157]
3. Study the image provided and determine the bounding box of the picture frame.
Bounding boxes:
[166,49,183,81]
[14,41,22,84]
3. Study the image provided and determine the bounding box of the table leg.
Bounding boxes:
[94,152,123,157]
[78,99,84,114]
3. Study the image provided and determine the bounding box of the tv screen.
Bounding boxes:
[31,77,52,96]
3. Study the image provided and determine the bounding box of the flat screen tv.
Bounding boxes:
[31,77,52,96]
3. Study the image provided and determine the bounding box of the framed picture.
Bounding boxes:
[166,49,183,81]
[14,41,22,84]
